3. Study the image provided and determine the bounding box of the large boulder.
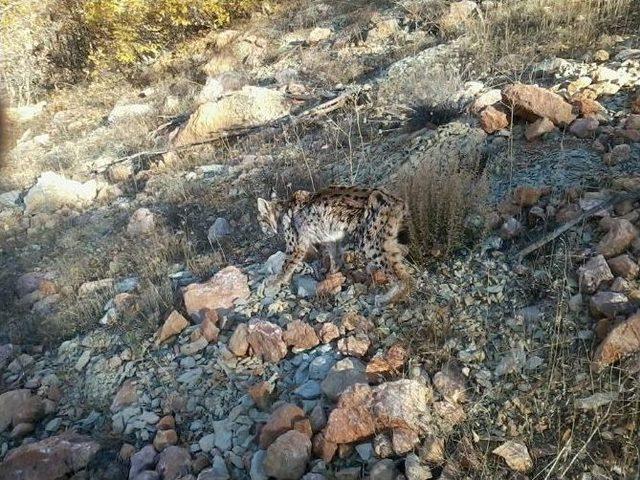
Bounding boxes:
[321,357,368,401]
[263,430,311,480]
[24,172,97,214]
[0,433,100,480]
[259,403,311,449]
[247,320,288,363]
[592,311,640,371]
[0,389,44,433]
[173,86,291,146]
[502,84,576,126]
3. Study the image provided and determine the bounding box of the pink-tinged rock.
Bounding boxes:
[391,427,420,455]
[317,323,340,344]
[111,379,138,413]
[263,430,311,480]
[371,379,433,433]
[578,255,613,293]
[155,310,189,345]
[512,185,543,207]
[200,312,220,342]
[502,84,576,125]
[259,403,311,449]
[324,384,376,445]
[153,429,178,451]
[283,320,319,352]
[433,364,468,403]
[248,381,274,410]
[0,433,100,480]
[598,218,638,258]
[312,432,337,463]
[130,445,158,479]
[479,106,509,134]
[524,117,556,141]
[569,117,599,138]
[127,208,155,236]
[607,254,639,280]
[433,400,467,429]
[337,333,371,358]
[16,272,58,299]
[493,440,533,473]
[341,312,374,333]
[182,266,250,322]
[247,320,287,363]
[592,311,640,371]
[229,323,249,357]
[366,344,409,379]
[0,389,44,433]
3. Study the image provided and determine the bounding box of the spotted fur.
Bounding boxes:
[257,185,412,305]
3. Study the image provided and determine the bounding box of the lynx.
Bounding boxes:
[256,185,412,306]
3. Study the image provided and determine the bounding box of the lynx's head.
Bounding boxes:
[256,194,283,236]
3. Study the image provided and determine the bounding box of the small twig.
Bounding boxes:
[517,189,640,262]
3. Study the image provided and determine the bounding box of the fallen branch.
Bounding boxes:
[92,87,361,174]
[517,189,640,261]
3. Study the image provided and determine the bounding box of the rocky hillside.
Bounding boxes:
[1,1,640,479]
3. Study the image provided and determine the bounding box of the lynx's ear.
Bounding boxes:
[257,197,272,217]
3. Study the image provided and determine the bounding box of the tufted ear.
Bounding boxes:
[257,197,271,216]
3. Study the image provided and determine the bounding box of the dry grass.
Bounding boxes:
[463,0,639,77]
[401,154,488,262]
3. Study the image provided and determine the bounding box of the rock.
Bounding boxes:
[575,391,618,410]
[625,114,640,131]
[373,434,394,459]
[130,445,158,479]
[470,89,502,115]
[200,313,220,342]
[392,427,420,454]
[182,266,250,322]
[111,379,138,412]
[263,251,286,275]
[173,86,291,146]
[598,219,638,258]
[283,320,320,352]
[320,357,367,401]
[578,255,614,293]
[592,311,640,371]
[134,473,160,480]
[405,453,432,480]
[593,49,610,62]
[0,433,100,480]
[0,389,44,433]
[156,446,191,480]
[370,459,398,480]
[127,208,155,236]
[294,275,318,298]
[207,218,232,241]
[10,422,34,439]
[155,311,189,345]
[569,117,599,138]
[250,450,268,480]
[312,432,337,463]
[524,117,556,141]
[157,415,175,430]
[371,380,432,432]
[248,381,273,410]
[294,380,322,400]
[366,18,401,44]
[603,144,632,166]
[154,429,178,451]
[433,401,466,429]
[16,272,57,298]
[567,76,593,96]
[247,320,287,363]
[502,84,576,126]
[120,443,136,462]
[316,272,346,296]
[608,255,639,280]
[259,403,311,449]
[108,103,154,124]
[317,323,340,344]
[309,404,327,433]
[198,456,230,480]
[108,162,134,182]
[229,323,250,356]
[324,384,376,444]
[337,334,370,358]
[499,217,522,239]
[479,106,508,134]
[366,344,409,378]
[309,355,336,381]
[433,364,467,403]
[307,27,332,43]
[632,95,640,114]
[181,337,209,355]
[492,441,533,473]
[512,186,542,207]
[573,98,606,119]
[341,312,373,333]
[263,430,311,480]
[24,172,96,214]
[440,1,478,32]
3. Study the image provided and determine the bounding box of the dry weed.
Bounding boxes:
[401,154,488,262]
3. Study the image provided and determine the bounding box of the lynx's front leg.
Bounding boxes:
[265,242,310,292]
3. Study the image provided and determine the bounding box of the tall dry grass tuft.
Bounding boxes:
[400,155,488,263]
[464,0,639,76]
